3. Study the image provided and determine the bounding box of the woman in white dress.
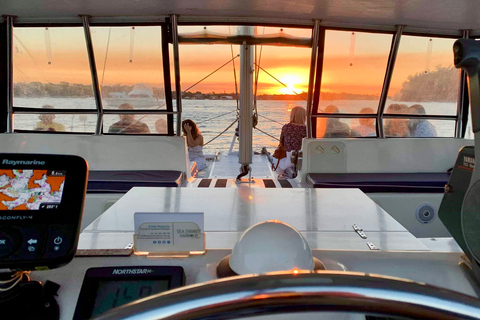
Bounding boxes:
[182,119,206,171]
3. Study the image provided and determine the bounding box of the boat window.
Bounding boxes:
[252,26,311,151]
[14,113,97,133]
[178,25,312,153]
[385,36,459,137]
[388,36,458,116]
[13,27,96,133]
[177,25,241,154]
[104,113,168,134]
[383,118,455,138]
[90,26,167,111]
[317,30,393,115]
[317,116,377,138]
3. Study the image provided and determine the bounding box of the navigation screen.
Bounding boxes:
[0,169,66,210]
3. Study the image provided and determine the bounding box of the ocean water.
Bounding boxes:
[13,98,462,154]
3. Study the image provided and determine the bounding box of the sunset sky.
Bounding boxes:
[12,26,456,96]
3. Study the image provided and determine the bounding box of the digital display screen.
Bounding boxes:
[92,279,170,317]
[0,169,66,210]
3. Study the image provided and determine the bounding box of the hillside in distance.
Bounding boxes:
[393,66,459,102]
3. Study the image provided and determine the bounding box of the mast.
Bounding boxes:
[237,26,254,179]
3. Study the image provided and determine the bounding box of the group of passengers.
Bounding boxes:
[34,102,437,176]
[316,103,437,138]
[34,102,206,170]
[384,103,437,137]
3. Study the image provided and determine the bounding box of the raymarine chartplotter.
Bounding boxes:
[0,153,88,270]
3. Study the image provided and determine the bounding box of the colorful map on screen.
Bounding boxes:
[0,169,66,210]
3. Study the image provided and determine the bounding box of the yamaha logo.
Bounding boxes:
[111,268,154,275]
[2,159,46,166]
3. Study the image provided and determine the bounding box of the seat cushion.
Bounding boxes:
[88,170,183,193]
[306,172,449,193]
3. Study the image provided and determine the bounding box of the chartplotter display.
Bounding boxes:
[0,154,88,270]
[0,169,66,210]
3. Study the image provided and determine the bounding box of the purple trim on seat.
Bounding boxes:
[306,173,449,193]
[87,170,183,193]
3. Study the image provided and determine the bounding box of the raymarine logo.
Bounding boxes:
[2,159,46,166]
[112,269,153,275]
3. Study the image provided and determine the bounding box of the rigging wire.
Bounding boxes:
[254,126,280,141]
[101,27,112,87]
[229,26,240,112]
[254,63,308,101]
[14,35,49,83]
[183,55,240,93]
[196,110,237,124]
[253,27,265,127]
[203,118,239,146]
[258,113,284,126]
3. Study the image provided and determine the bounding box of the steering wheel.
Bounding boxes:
[95,271,480,320]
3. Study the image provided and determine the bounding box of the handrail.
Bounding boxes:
[95,271,480,320]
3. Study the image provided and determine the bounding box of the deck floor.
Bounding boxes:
[190,152,302,188]
[209,152,273,179]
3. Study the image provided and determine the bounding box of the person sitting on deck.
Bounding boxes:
[352,107,376,137]
[155,118,167,134]
[384,104,410,137]
[323,105,360,137]
[273,106,306,179]
[182,119,206,171]
[408,104,437,137]
[35,105,66,132]
[108,103,150,134]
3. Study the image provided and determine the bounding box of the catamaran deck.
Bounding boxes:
[190,151,303,187]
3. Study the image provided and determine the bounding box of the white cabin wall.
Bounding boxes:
[82,193,123,230]
[299,138,474,238]
[0,134,190,173]
[300,138,473,178]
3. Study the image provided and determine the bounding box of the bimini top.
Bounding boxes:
[3,0,480,35]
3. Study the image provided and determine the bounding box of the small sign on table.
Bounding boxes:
[134,212,205,257]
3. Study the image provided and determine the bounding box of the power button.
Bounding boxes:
[45,227,71,259]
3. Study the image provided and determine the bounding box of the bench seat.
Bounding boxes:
[306,172,450,193]
[87,170,183,193]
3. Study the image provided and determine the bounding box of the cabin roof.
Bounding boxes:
[1,0,479,34]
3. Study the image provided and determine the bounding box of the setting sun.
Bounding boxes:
[279,75,304,95]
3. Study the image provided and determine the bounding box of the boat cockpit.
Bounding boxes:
[1,1,480,319]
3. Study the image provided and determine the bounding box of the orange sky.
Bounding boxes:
[12,27,457,96]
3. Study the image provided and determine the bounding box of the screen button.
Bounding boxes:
[19,227,45,260]
[0,228,22,258]
[45,226,72,258]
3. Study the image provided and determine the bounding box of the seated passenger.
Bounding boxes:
[155,118,167,134]
[384,104,410,137]
[352,107,376,137]
[108,103,150,134]
[182,119,206,171]
[35,105,66,131]
[408,104,437,137]
[323,105,359,137]
[273,106,306,178]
